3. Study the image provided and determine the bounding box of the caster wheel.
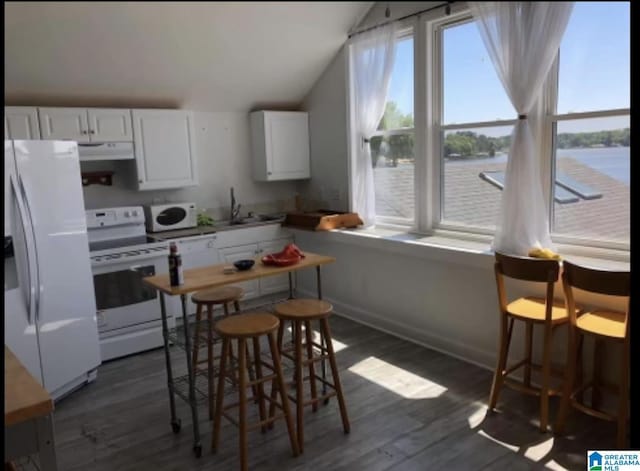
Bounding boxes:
[193,444,202,458]
[171,419,181,434]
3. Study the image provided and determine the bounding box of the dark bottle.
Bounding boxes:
[168,242,184,286]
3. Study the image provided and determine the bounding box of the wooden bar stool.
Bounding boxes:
[270,299,350,452]
[490,253,576,432]
[555,261,630,448]
[192,286,244,420]
[212,312,299,471]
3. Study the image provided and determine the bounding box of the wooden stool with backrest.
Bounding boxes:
[491,252,575,432]
[191,285,244,420]
[554,261,630,448]
[270,298,350,452]
[212,312,299,471]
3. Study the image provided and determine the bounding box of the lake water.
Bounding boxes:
[446,146,630,185]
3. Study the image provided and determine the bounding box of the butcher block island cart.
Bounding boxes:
[142,251,335,457]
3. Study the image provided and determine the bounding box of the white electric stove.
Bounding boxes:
[86,206,175,361]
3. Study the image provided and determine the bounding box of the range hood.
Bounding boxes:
[78,142,135,161]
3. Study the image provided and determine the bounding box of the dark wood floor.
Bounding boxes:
[53,315,613,470]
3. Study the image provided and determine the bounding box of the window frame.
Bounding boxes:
[347,4,629,254]
[372,26,417,227]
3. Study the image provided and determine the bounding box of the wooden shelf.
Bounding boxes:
[81,171,114,186]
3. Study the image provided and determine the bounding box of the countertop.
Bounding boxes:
[5,346,53,426]
[147,217,286,241]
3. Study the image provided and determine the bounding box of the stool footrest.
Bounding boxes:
[288,390,337,407]
[503,378,562,397]
[570,399,616,422]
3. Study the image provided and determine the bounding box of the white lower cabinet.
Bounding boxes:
[217,244,261,300]
[171,235,219,315]
[257,238,294,295]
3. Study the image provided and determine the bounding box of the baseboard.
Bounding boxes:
[297,288,497,373]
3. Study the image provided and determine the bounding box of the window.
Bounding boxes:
[371,32,415,223]
[433,2,629,249]
[349,2,630,251]
[440,20,515,231]
[551,2,630,246]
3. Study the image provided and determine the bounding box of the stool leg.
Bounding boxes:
[489,315,513,411]
[304,320,319,413]
[268,332,300,457]
[524,321,533,387]
[555,328,579,435]
[192,303,203,370]
[592,338,603,410]
[224,303,238,387]
[212,338,230,452]
[617,339,629,448]
[207,305,214,420]
[253,337,268,433]
[320,318,350,434]
[576,334,585,404]
[238,338,248,471]
[234,300,241,313]
[539,322,553,432]
[294,321,305,452]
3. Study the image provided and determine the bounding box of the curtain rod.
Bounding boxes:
[348,1,454,38]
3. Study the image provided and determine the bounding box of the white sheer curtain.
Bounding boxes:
[350,23,398,226]
[468,2,574,255]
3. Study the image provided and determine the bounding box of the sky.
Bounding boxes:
[386,1,630,137]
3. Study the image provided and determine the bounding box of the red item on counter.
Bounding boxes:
[261,243,305,266]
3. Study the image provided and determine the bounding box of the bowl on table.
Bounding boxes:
[233,259,255,271]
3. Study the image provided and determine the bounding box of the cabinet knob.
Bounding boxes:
[267,171,272,176]
[90,129,96,134]
[81,130,88,135]
[138,180,143,183]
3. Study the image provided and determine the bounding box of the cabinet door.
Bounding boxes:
[257,238,294,295]
[38,107,90,142]
[176,236,219,314]
[218,244,260,300]
[5,106,41,139]
[87,108,133,142]
[132,110,198,190]
[265,112,310,180]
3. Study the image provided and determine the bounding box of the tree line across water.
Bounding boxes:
[371,102,630,166]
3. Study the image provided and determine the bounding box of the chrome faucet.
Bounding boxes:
[230,187,242,223]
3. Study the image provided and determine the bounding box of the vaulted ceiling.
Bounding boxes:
[5,2,372,111]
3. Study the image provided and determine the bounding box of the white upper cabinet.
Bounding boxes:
[250,111,310,181]
[39,107,132,143]
[131,109,198,191]
[5,107,41,140]
[87,109,133,142]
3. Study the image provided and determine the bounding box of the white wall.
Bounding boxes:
[293,230,627,386]
[300,47,350,211]
[81,111,299,218]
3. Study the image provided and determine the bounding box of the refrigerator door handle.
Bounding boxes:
[17,173,42,323]
[9,174,37,324]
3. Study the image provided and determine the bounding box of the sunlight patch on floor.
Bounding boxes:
[467,402,489,428]
[477,430,519,452]
[524,436,555,461]
[348,356,447,399]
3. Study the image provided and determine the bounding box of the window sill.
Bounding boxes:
[290,224,629,270]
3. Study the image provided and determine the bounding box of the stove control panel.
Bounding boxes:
[86,206,145,229]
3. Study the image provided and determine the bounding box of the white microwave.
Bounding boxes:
[144,203,197,233]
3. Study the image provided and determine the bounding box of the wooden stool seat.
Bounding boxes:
[490,253,568,433]
[274,299,332,320]
[507,297,572,324]
[575,310,626,339]
[555,261,630,448]
[191,284,245,421]
[215,312,280,338]
[271,298,350,453]
[192,286,244,304]
[212,313,299,471]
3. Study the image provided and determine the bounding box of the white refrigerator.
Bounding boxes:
[4,140,101,400]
